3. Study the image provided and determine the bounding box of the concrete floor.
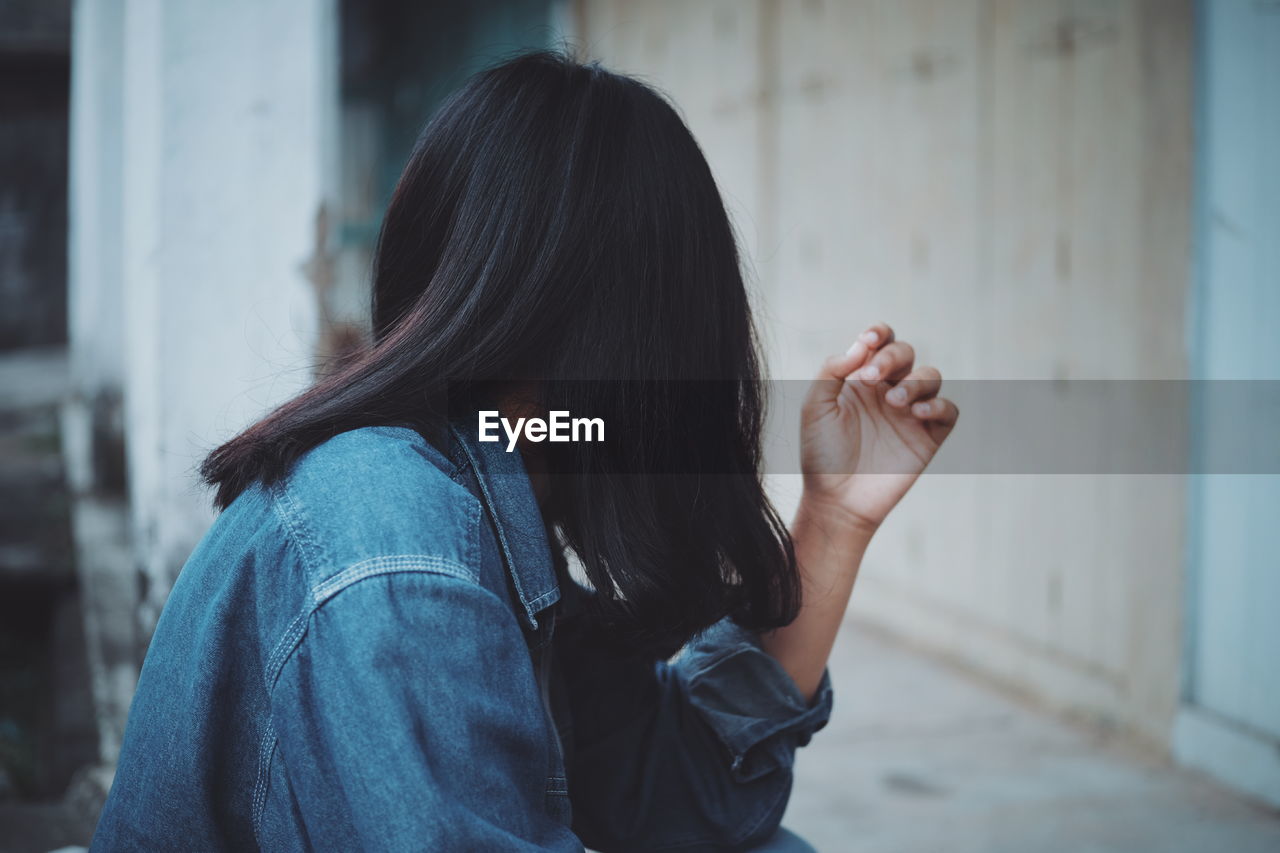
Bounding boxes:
[785,622,1280,853]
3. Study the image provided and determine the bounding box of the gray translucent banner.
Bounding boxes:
[761,380,1278,475]
[457,380,1280,475]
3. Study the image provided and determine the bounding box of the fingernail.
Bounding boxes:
[888,387,906,404]
[861,365,880,381]
[861,331,879,344]
[913,401,931,416]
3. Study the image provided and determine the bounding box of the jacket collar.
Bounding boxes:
[448,420,560,631]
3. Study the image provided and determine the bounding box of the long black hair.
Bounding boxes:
[201,50,799,657]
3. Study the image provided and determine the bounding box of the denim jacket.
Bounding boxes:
[91,423,833,851]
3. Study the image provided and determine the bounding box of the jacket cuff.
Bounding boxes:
[677,618,834,783]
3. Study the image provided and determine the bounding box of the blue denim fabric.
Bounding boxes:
[91,424,833,851]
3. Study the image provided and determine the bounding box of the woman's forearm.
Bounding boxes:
[760,322,956,702]
[759,497,876,703]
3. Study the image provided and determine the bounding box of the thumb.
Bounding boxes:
[808,336,875,407]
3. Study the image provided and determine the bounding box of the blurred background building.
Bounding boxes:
[0,0,1276,850]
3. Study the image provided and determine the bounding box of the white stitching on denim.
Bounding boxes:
[523,588,558,611]
[252,554,479,840]
[450,427,540,630]
[264,611,308,693]
[269,481,324,577]
[466,490,480,575]
[312,554,475,604]
[250,725,276,842]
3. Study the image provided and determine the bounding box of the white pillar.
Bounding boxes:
[67,0,135,772]
[68,0,337,777]
[116,0,336,635]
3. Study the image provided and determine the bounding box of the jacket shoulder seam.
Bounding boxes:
[312,553,477,604]
[254,555,487,840]
[263,553,479,695]
[266,478,326,578]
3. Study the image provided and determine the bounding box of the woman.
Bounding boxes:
[92,51,957,851]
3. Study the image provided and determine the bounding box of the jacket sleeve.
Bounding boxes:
[556,589,833,852]
[269,570,582,852]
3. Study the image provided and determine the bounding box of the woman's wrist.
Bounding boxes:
[789,494,876,591]
[793,492,880,551]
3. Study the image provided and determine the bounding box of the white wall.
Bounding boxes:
[577,0,1193,750]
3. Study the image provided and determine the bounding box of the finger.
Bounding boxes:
[817,322,896,383]
[912,397,959,443]
[828,323,896,376]
[910,395,956,422]
[885,366,941,408]
[861,322,895,351]
[812,346,871,408]
[817,350,865,383]
[854,340,914,386]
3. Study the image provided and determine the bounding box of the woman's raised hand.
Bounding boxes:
[799,322,959,534]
